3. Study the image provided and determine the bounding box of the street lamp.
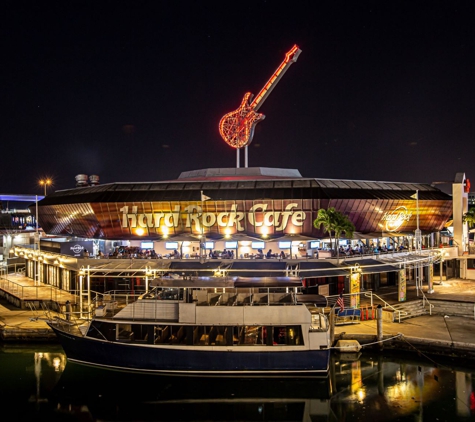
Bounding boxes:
[39,179,52,196]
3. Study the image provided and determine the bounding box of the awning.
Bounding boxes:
[150,276,302,289]
[265,233,316,242]
[227,261,287,277]
[168,261,222,276]
[298,261,350,278]
[342,259,400,274]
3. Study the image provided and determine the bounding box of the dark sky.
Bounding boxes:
[2,1,474,195]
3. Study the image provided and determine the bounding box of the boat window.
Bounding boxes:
[86,321,116,341]
[157,288,182,300]
[90,322,303,347]
[311,313,328,331]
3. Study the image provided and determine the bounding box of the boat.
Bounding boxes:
[47,275,331,377]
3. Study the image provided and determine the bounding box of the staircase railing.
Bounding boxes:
[362,291,409,323]
[327,291,408,323]
[419,289,434,315]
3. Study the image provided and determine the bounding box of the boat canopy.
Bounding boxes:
[150,276,303,289]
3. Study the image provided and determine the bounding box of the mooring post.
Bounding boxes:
[330,309,335,345]
[377,304,383,349]
[65,300,71,321]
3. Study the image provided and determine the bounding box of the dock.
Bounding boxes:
[0,272,77,341]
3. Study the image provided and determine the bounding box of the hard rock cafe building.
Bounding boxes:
[13,167,470,301]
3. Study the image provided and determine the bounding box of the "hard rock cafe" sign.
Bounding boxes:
[120,203,306,232]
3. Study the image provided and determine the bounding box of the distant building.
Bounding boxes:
[468,191,475,207]
[0,194,42,260]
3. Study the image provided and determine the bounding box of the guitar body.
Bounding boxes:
[219,45,301,150]
[219,92,265,149]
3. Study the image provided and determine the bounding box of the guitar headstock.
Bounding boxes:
[285,44,302,63]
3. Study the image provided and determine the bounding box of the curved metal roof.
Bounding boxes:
[38,175,451,206]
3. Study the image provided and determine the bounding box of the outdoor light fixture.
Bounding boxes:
[39,179,52,196]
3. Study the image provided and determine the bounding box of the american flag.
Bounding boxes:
[336,293,344,311]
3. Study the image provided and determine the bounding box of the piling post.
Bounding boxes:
[65,300,71,321]
[329,309,335,345]
[376,304,383,350]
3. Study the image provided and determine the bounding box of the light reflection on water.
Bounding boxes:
[1,344,475,421]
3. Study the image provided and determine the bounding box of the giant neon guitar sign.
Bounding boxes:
[219,45,302,149]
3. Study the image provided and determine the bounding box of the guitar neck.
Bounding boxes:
[250,45,302,111]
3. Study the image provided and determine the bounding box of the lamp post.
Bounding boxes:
[39,179,52,196]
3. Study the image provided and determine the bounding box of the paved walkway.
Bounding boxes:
[333,278,475,359]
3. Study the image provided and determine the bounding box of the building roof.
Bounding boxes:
[38,167,451,205]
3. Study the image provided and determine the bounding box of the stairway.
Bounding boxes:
[390,300,428,322]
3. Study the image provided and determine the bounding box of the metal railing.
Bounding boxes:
[419,289,434,316]
[326,291,408,323]
[0,277,59,301]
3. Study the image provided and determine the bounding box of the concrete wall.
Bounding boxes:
[426,299,475,318]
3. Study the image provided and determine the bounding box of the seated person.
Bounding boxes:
[256,249,264,259]
[279,250,286,259]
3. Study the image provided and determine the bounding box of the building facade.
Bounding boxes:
[34,168,452,246]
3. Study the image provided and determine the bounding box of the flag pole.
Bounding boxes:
[413,189,423,296]
[200,191,206,262]
[415,189,421,251]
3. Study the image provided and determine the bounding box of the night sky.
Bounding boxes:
[2,1,474,195]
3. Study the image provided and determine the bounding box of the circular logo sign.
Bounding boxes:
[71,244,83,254]
[381,206,413,232]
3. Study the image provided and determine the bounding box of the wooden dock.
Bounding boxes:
[0,272,78,310]
[0,272,78,342]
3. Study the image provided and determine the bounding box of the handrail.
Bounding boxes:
[326,292,408,323]
[420,289,434,316]
[363,291,408,323]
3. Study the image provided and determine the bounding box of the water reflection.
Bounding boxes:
[1,344,475,421]
[331,353,475,421]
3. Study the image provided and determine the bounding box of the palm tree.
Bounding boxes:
[313,208,337,250]
[463,208,475,228]
[332,212,356,261]
[313,208,355,261]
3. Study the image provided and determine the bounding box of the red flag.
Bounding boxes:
[337,293,344,311]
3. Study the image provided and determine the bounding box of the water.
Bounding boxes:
[1,344,475,421]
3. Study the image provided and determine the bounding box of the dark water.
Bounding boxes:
[1,344,475,421]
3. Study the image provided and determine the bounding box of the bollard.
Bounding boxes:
[376,304,383,350]
[329,309,335,345]
[65,300,71,321]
